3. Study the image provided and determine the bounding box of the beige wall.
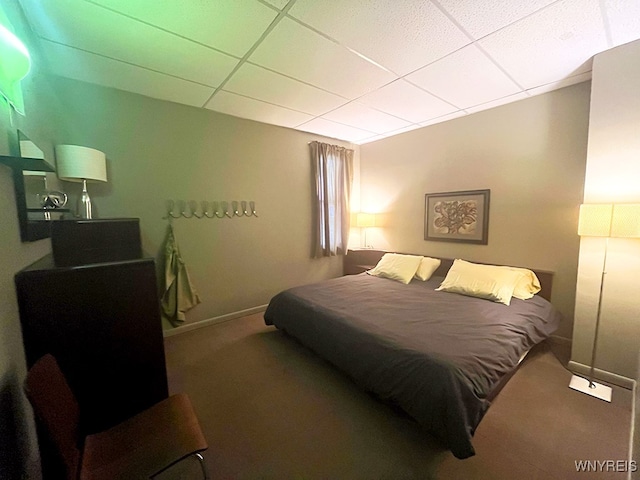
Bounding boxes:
[48,77,352,328]
[359,83,591,340]
[571,40,640,383]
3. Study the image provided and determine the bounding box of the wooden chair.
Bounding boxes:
[25,354,209,480]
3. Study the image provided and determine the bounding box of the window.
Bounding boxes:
[310,141,354,257]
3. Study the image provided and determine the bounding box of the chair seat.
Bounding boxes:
[80,393,208,480]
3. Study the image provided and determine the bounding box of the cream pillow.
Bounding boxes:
[367,253,422,284]
[435,259,526,306]
[509,267,541,300]
[415,256,442,281]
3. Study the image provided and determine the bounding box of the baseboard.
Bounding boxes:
[567,360,635,390]
[549,334,572,347]
[163,305,268,338]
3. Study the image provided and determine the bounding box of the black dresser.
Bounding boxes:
[15,219,168,478]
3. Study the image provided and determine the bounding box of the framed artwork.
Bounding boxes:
[424,189,490,244]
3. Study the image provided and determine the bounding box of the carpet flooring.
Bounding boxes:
[162,313,632,480]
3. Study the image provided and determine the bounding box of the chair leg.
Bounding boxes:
[149,452,209,479]
[195,452,208,480]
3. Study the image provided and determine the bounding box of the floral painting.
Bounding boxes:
[425,190,490,244]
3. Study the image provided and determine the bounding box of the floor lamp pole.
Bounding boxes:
[587,237,608,387]
[569,236,613,402]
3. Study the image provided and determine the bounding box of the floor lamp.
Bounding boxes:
[569,203,640,402]
[355,213,376,248]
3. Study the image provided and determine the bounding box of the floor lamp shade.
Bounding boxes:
[578,203,640,238]
[610,204,640,238]
[55,145,107,219]
[577,204,613,237]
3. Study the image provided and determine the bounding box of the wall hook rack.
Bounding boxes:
[164,199,258,220]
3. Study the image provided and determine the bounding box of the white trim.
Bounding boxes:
[567,360,634,390]
[163,305,268,337]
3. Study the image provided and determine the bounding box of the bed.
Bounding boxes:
[263,255,561,459]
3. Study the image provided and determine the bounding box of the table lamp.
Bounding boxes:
[356,212,377,248]
[55,145,107,219]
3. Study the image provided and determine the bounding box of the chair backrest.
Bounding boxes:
[24,354,81,480]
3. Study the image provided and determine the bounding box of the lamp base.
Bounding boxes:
[569,374,612,402]
[79,178,93,219]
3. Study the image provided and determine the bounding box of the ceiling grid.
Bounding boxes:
[17,0,640,143]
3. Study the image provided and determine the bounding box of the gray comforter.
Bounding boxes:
[264,273,561,459]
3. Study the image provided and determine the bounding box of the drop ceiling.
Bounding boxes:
[17,0,640,144]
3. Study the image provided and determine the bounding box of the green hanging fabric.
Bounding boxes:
[161,224,201,326]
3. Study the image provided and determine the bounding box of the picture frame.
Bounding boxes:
[424,189,490,244]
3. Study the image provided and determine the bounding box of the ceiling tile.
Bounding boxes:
[40,41,215,107]
[224,63,348,116]
[249,17,395,98]
[465,92,530,114]
[419,111,468,127]
[289,0,470,76]
[23,0,239,87]
[297,118,374,143]
[406,45,521,109]
[321,102,412,134]
[436,0,557,40]
[478,0,609,89]
[356,79,457,123]
[16,0,640,141]
[602,0,640,47]
[356,124,424,145]
[261,0,290,10]
[525,72,592,97]
[90,0,278,58]
[205,90,314,129]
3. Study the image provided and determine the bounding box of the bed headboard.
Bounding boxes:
[344,249,554,302]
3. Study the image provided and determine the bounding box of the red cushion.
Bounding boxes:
[80,393,208,480]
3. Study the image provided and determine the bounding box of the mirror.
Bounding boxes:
[18,132,68,223]
[18,131,45,158]
[0,131,65,241]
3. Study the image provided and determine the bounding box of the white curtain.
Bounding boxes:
[310,141,354,258]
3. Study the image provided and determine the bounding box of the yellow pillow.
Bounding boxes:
[415,256,442,281]
[436,259,526,306]
[508,267,541,300]
[368,253,423,284]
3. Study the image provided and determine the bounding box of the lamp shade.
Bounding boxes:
[356,213,376,228]
[55,145,107,183]
[578,203,640,238]
[611,204,640,238]
[578,204,613,237]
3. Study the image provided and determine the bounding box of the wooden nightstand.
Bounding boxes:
[343,249,386,275]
